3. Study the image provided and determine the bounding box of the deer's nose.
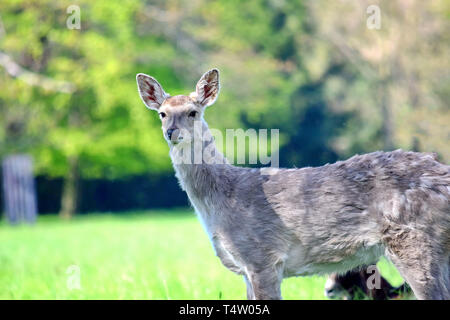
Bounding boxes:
[167,128,177,140]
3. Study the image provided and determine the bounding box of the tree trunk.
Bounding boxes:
[59,156,79,219]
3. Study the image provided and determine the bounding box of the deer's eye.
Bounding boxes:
[159,112,166,119]
[189,111,197,118]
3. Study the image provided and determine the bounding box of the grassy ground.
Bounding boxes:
[0,209,405,299]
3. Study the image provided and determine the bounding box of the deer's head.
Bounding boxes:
[136,69,220,146]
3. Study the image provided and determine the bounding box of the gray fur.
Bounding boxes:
[136,69,450,300]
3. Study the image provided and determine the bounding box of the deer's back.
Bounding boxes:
[257,149,449,226]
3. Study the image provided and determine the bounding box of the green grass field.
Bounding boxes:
[0,209,406,299]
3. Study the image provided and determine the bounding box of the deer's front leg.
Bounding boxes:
[244,275,255,300]
[245,267,283,300]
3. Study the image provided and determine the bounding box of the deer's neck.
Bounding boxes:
[169,127,231,203]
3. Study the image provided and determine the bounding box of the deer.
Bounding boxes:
[324,266,413,300]
[136,68,450,300]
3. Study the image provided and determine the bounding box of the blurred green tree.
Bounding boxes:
[0,0,448,216]
[0,1,177,217]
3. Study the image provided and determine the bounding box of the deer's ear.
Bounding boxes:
[194,69,220,107]
[136,73,169,110]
